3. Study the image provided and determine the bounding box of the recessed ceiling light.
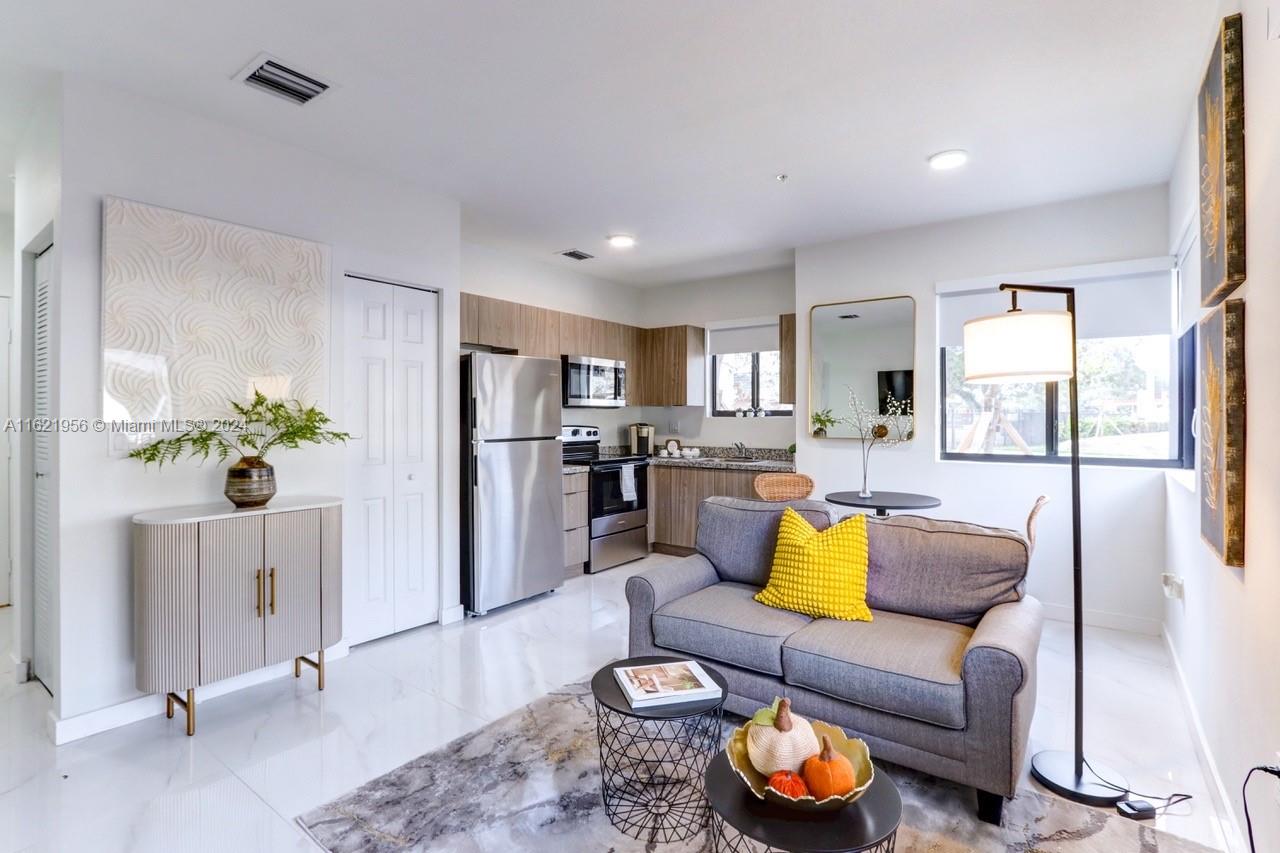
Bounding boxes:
[928,150,969,171]
[606,234,636,249]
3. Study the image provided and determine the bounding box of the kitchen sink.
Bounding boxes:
[698,456,773,464]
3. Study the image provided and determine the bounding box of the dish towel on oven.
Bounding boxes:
[620,464,637,502]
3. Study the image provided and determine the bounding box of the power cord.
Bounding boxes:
[1243,765,1280,853]
[1082,757,1194,815]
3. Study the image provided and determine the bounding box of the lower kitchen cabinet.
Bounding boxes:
[650,465,760,551]
[563,471,590,575]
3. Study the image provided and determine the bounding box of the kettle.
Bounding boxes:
[628,423,655,456]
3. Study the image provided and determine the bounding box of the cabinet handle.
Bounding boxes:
[255,569,263,617]
[269,567,277,615]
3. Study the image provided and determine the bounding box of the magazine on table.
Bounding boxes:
[613,660,721,708]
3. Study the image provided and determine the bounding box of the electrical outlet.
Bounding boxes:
[1161,572,1185,600]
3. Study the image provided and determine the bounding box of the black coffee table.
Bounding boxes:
[591,656,728,844]
[704,751,901,852]
[825,491,941,518]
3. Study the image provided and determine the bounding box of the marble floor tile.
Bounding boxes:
[2,557,1232,851]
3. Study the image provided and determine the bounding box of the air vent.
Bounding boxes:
[560,249,595,261]
[235,54,331,105]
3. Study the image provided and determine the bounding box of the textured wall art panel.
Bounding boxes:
[102,197,330,438]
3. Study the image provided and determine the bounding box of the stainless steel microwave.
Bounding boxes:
[562,355,626,408]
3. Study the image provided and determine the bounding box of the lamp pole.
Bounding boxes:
[996,283,1124,806]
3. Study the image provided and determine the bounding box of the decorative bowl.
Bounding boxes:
[725,720,874,812]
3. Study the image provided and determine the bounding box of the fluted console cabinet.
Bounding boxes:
[133,496,342,735]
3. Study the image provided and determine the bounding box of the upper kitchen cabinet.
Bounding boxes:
[778,312,797,404]
[461,293,519,350]
[635,325,706,407]
[518,304,561,358]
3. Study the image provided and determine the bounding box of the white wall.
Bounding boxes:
[49,77,461,725]
[1163,3,1280,845]
[641,266,797,448]
[795,185,1171,633]
[0,214,13,296]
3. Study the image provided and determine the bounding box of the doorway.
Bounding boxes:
[342,275,441,644]
[0,294,10,607]
[30,246,53,689]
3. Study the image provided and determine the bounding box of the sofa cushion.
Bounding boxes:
[696,497,841,587]
[782,610,973,729]
[652,582,812,676]
[866,515,1029,625]
[755,509,872,621]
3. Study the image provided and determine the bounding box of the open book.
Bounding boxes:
[613,660,721,708]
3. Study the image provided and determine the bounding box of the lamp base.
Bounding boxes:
[1030,750,1127,806]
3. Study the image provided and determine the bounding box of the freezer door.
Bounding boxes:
[471,437,565,613]
[470,352,560,440]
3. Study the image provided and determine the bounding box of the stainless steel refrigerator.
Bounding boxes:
[461,352,565,615]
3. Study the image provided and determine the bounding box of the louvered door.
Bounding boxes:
[32,248,54,690]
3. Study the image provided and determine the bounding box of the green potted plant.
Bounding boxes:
[129,391,351,508]
[810,409,839,438]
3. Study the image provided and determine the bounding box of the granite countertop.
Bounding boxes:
[648,456,795,473]
[562,464,590,475]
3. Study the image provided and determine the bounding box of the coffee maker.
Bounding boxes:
[628,423,656,456]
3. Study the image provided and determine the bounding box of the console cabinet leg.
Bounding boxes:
[295,650,325,690]
[165,689,196,736]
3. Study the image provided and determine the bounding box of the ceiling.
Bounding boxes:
[0,1,1217,282]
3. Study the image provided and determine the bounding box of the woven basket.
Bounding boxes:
[753,472,814,501]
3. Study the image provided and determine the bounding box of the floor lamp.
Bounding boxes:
[962,283,1126,806]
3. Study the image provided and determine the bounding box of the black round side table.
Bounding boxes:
[591,656,728,844]
[704,752,901,853]
[825,490,941,518]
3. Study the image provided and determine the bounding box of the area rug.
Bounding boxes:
[297,682,1217,852]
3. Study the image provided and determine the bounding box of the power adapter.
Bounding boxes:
[1117,800,1157,821]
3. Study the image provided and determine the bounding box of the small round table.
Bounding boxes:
[704,752,902,853]
[591,656,728,844]
[825,491,941,518]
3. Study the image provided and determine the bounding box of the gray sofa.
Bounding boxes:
[626,497,1043,824]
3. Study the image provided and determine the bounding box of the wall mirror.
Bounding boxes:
[808,296,915,439]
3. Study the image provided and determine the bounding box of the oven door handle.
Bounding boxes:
[592,462,649,472]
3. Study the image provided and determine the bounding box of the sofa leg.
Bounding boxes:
[976,790,1005,825]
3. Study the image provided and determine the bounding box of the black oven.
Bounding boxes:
[589,458,648,521]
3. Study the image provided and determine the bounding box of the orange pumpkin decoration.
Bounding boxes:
[767,770,810,799]
[802,735,856,799]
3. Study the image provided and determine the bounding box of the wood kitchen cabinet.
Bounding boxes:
[461,293,520,350]
[518,304,561,358]
[778,312,797,404]
[563,471,590,576]
[634,325,706,407]
[650,465,760,551]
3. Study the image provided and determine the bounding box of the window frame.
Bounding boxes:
[710,351,793,417]
[938,344,1193,470]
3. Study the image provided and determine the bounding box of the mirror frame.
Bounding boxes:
[806,295,917,440]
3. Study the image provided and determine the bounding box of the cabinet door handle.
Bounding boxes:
[255,569,263,617]
[269,567,276,615]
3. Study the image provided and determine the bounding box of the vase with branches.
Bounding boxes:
[844,390,914,498]
[129,391,351,508]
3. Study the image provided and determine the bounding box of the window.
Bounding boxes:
[937,269,1191,468]
[711,351,794,416]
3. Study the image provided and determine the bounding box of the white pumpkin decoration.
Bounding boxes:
[746,698,820,775]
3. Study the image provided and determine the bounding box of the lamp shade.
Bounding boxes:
[963,310,1074,384]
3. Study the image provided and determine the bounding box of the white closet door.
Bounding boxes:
[343,278,396,643]
[32,250,54,688]
[391,286,439,631]
[0,296,11,606]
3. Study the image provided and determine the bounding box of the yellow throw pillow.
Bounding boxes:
[755,507,872,622]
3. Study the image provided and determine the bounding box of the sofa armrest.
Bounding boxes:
[626,554,720,656]
[964,596,1043,680]
[961,595,1044,798]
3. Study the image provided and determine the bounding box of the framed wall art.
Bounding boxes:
[1197,13,1245,307]
[101,197,330,447]
[1198,298,1245,567]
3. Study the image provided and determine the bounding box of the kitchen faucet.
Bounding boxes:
[733,441,750,459]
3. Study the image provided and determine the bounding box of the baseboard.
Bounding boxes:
[1162,627,1245,853]
[440,604,465,626]
[48,642,351,745]
[1041,602,1162,636]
